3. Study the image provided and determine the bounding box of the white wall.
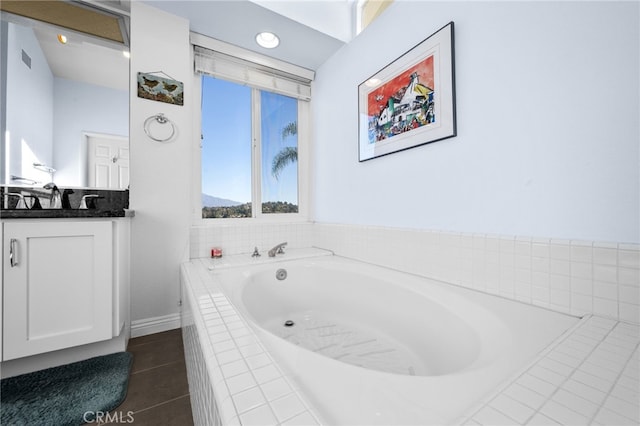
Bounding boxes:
[4,23,53,184]
[312,1,640,244]
[53,78,128,186]
[129,2,192,324]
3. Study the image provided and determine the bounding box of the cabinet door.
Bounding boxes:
[3,221,113,360]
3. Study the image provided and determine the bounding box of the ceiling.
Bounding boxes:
[4,0,355,92]
[144,0,353,71]
[33,24,130,91]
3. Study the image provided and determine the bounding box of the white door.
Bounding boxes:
[87,134,129,189]
[2,221,113,360]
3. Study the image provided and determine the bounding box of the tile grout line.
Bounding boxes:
[458,315,589,425]
[123,330,192,424]
[205,283,319,426]
[521,319,626,425]
[586,330,640,424]
[505,333,600,424]
[477,317,612,425]
[129,358,186,376]
[208,292,282,426]
[200,291,246,424]
[129,393,191,416]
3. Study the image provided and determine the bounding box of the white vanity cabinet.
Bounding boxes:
[2,220,115,360]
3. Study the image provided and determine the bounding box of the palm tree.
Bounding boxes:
[271,121,297,180]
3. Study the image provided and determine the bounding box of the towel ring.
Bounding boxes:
[144,113,176,142]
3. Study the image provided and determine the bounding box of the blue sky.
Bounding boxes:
[201,76,298,205]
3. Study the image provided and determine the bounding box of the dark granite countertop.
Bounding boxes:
[1,187,131,219]
[1,209,134,219]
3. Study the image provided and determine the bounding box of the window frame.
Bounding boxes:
[191,72,310,225]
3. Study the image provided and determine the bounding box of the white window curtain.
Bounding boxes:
[194,45,312,101]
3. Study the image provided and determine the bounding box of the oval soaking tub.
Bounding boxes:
[210,251,579,425]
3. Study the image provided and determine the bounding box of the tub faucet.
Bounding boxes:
[268,242,287,257]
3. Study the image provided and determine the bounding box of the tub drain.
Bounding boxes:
[276,269,287,280]
[284,320,295,327]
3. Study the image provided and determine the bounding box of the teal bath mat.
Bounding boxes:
[1,351,132,426]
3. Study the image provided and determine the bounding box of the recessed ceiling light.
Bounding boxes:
[122,50,130,59]
[256,32,279,49]
[57,34,68,44]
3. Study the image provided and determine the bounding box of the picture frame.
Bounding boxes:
[137,72,184,106]
[358,22,456,162]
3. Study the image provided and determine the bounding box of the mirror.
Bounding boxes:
[1,2,130,189]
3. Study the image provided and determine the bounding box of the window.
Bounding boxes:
[259,90,299,214]
[357,0,394,34]
[201,77,253,218]
[200,76,300,218]
[194,42,312,220]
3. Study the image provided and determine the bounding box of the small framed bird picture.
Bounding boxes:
[137,72,184,106]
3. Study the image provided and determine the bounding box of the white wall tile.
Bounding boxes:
[190,223,640,323]
[571,293,593,317]
[571,277,592,296]
[619,303,640,324]
[619,267,640,287]
[619,285,640,305]
[550,273,571,291]
[593,297,618,319]
[593,246,618,266]
[571,241,593,263]
[594,280,618,301]
[619,248,640,269]
[550,241,571,260]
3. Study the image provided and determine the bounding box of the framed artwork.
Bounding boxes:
[358,22,456,161]
[137,72,184,106]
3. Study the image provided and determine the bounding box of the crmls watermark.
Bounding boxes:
[83,410,135,424]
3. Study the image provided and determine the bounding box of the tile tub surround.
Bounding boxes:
[190,222,639,324]
[189,222,315,259]
[461,317,639,426]
[181,254,323,426]
[181,253,639,426]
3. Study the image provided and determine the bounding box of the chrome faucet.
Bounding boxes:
[44,183,62,209]
[268,242,287,257]
[6,193,27,209]
[79,194,100,209]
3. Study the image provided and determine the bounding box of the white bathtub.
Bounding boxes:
[208,250,579,425]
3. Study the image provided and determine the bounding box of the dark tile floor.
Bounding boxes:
[102,329,194,426]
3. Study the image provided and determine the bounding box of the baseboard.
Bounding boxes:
[131,313,181,338]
